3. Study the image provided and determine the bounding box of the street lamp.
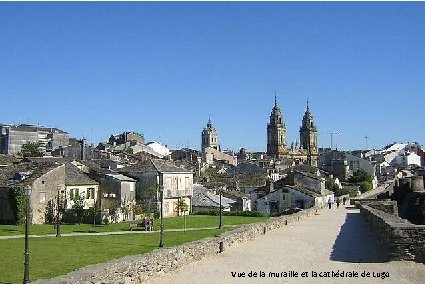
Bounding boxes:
[159,185,164,248]
[23,185,32,284]
[219,187,223,229]
[56,185,61,238]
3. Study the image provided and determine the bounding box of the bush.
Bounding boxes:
[333,187,358,198]
[192,210,220,216]
[359,181,373,193]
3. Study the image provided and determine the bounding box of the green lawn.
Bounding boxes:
[0,215,267,236]
[0,215,268,283]
[0,229,228,284]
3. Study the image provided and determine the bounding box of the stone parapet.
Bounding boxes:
[34,207,320,284]
[360,203,425,263]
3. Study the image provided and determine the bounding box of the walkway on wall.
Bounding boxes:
[146,205,425,284]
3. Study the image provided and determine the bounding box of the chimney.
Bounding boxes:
[80,138,86,160]
[266,178,274,193]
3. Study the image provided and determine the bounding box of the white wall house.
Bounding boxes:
[64,164,99,210]
[255,188,291,215]
[119,159,193,218]
[145,142,171,157]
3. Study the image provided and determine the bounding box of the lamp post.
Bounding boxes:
[219,187,223,229]
[23,185,32,284]
[56,185,61,238]
[159,185,164,248]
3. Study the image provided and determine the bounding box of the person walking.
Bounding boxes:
[336,198,340,209]
[328,197,332,209]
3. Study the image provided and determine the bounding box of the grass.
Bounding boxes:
[0,215,268,283]
[0,215,268,236]
[0,229,229,284]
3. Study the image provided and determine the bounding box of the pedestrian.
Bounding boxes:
[336,198,340,209]
[147,219,152,232]
[343,197,347,205]
[328,197,332,209]
[142,217,147,229]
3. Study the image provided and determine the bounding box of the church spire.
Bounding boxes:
[299,101,318,166]
[207,115,212,129]
[274,93,277,108]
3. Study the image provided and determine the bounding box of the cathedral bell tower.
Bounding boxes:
[201,118,220,153]
[299,101,318,166]
[267,96,287,157]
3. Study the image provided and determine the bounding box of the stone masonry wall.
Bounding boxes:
[354,199,398,216]
[34,207,320,284]
[360,203,425,263]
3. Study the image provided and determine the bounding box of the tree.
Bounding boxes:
[349,169,373,193]
[178,199,189,232]
[72,195,86,225]
[20,141,42,157]
[10,187,26,225]
[139,181,159,217]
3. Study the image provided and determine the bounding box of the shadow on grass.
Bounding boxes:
[1,228,22,233]
[330,207,389,263]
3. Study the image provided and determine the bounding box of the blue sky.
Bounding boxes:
[1,2,425,152]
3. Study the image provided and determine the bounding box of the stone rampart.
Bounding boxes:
[33,207,320,284]
[360,203,425,263]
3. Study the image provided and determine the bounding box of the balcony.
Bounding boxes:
[163,189,192,198]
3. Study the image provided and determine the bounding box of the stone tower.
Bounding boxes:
[267,96,287,157]
[201,118,219,153]
[299,101,318,166]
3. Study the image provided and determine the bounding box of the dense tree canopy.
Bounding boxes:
[20,141,42,157]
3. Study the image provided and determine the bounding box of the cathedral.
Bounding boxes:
[267,97,318,167]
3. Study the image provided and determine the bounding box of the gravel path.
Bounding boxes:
[146,206,425,284]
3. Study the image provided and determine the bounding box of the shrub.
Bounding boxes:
[359,181,373,193]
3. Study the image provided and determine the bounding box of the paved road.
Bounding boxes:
[146,206,425,284]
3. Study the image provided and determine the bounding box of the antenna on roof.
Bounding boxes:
[330,132,340,150]
[365,135,370,150]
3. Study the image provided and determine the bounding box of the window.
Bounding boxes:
[86,188,95,199]
[185,177,190,190]
[129,183,135,192]
[70,188,79,200]
[39,192,46,204]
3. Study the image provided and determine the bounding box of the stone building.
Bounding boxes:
[266,98,318,167]
[0,124,69,156]
[119,159,193,218]
[109,131,145,146]
[251,169,334,215]
[98,173,137,222]
[1,160,99,224]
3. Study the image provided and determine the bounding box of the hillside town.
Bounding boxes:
[1,98,424,227]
